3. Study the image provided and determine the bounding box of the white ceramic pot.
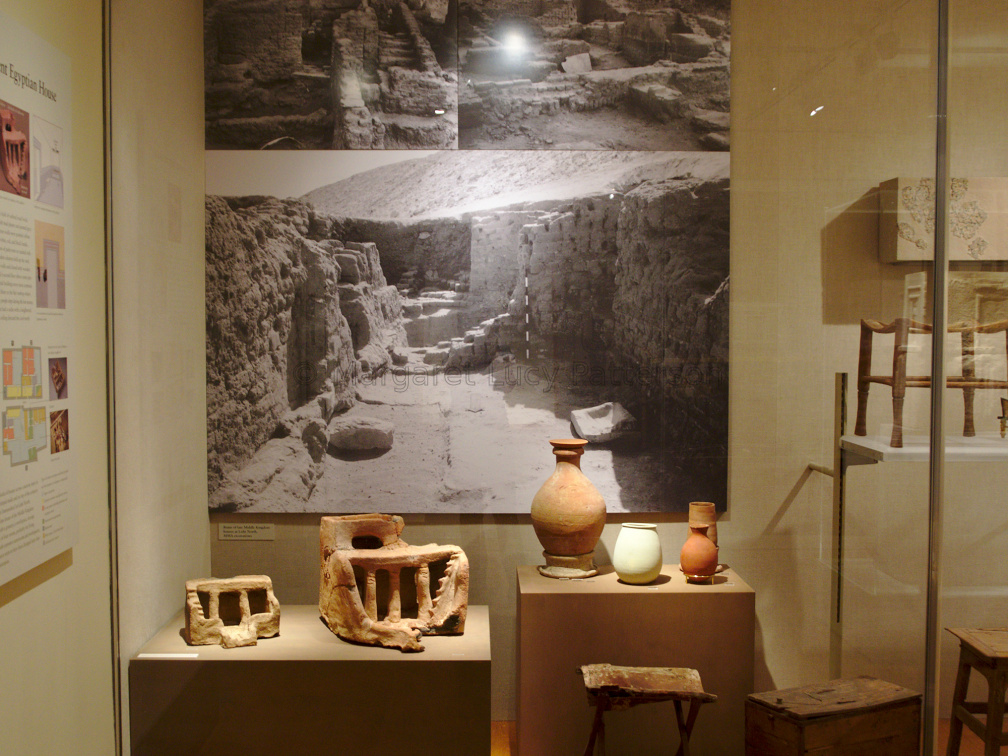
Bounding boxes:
[612,523,662,584]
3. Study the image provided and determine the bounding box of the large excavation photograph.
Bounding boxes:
[205,149,729,513]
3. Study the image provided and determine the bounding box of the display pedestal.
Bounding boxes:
[517,564,755,755]
[129,604,491,755]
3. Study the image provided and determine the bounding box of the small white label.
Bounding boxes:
[137,653,199,659]
[219,523,276,541]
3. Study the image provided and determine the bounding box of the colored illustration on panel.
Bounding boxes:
[2,406,47,466]
[48,357,67,400]
[2,346,43,401]
[0,98,30,197]
[31,116,64,208]
[49,408,68,454]
[34,220,66,309]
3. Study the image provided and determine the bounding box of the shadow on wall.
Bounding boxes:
[753,617,776,693]
[738,525,814,692]
[821,187,907,325]
[733,465,829,690]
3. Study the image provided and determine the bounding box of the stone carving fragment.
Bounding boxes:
[327,415,394,452]
[571,402,637,443]
[561,53,592,74]
[319,514,468,652]
[880,177,1008,262]
[184,575,280,648]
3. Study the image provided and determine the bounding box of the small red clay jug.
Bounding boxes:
[680,523,718,580]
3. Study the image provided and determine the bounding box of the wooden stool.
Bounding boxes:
[579,663,716,756]
[946,628,1008,756]
[746,676,920,755]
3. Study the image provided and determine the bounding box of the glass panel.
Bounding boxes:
[732,0,939,717]
[937,1,1008,753]
[834,0,939,706]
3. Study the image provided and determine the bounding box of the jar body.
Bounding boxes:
[531,439,606,578]
[612,523,662,584]
[680,524,719,578]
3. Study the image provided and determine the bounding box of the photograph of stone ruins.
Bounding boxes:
[205,0,460,149]
[203,0,730,151]
[458,0,729,149]
[206,149,729,513]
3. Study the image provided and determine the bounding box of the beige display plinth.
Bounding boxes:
[517,565,754,755]
[129,604,491,755]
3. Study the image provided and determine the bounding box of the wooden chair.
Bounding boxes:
[946,628,1008,756]
[855,318,1008,447]
[580,663,716,756]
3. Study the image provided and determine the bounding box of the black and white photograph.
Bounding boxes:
[458,0,730,149]
[205,148,729,513]
[204,0,459,149]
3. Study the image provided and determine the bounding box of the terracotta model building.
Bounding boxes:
[319,513,469,652]
[183,575,281,648]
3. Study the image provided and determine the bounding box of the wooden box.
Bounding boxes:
[745,677,921,756]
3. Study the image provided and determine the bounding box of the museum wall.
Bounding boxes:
[202,0,1008,723]
[110,0,210,749]
[0,1,116,754]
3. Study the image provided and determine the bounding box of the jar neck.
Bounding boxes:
[553,450,582,470]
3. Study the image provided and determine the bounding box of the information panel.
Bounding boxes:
[0,10,76,586]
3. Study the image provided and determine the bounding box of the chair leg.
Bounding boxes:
[962,330,977,437]
[584,697,607,756]
[891,318,910,447]
[983,671,1006,756]
[856,321,873,436]
[673,700,691,756]
[947,653,971,756]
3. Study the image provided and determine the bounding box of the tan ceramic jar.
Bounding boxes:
[530,438,606,579]
[688,501,718,546]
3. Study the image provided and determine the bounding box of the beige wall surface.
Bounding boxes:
[110,0,210,749]
[0,1,115,754]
